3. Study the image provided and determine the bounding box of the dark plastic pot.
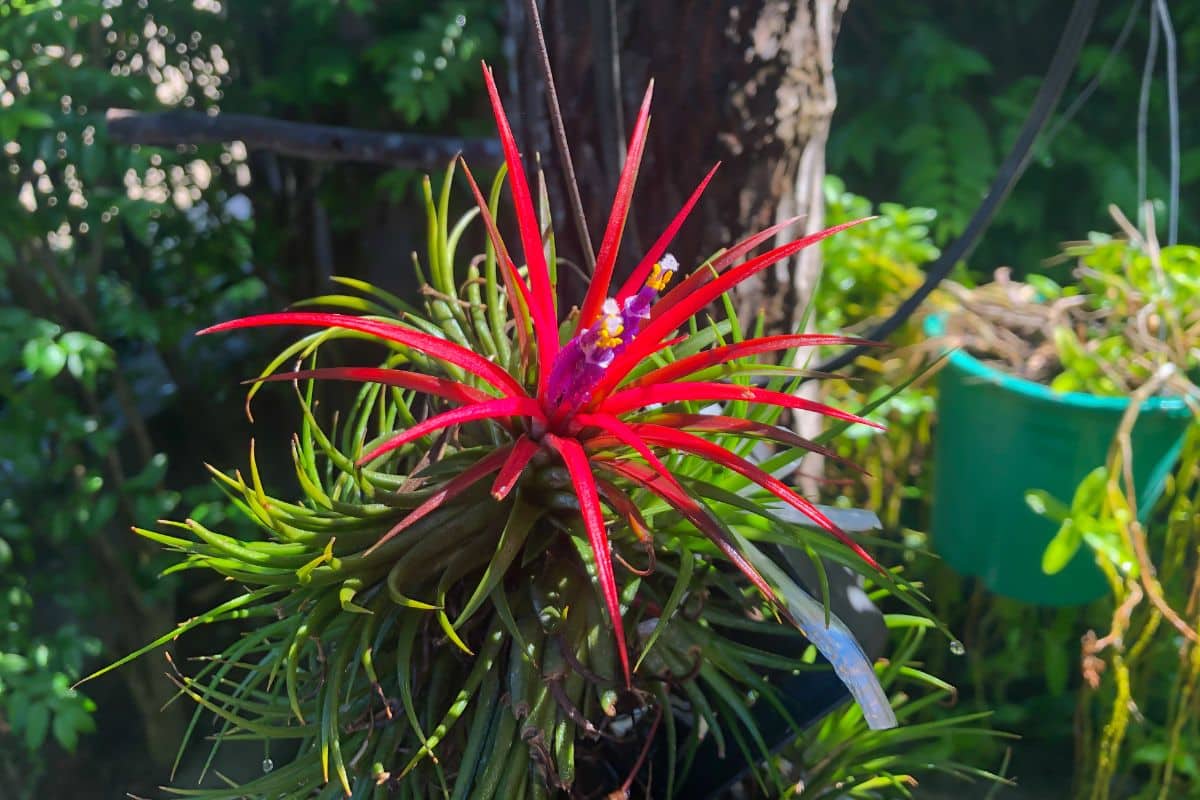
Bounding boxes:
[925,314,1192,606]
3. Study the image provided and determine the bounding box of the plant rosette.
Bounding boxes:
[925,210,1197,606]
[83,64,944,799]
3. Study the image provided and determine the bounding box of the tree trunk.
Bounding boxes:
[507,0,848,482]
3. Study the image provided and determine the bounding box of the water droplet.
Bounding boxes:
[261,757,274,773]
[455,14,467,26]
[948,639,965,656]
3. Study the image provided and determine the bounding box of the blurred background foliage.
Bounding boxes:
[830,0,1199,270]
[1,0,1197,797]
[0,0,500,795]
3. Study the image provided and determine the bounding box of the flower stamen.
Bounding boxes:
[593,299,625,350]
[548,255,678,414]
[645,254,679,292]
[621,253,678,329]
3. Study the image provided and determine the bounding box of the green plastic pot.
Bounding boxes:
[925,314,1192,606]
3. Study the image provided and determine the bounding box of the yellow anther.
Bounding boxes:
[597,328,624,349]
[646,254,679,291]
[596,299,624,348]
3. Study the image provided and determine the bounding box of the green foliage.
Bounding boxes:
[1028,422,1200,800]
[1028,467,1126,576]
[815,177,945,528]
[831,2,1200,271]
[1,0,505,787]
[368,3,498,125]
[940,210,1198,406]
[0,3,256,782]
[831,19,998,242]
[1014,220,1200,796]
[210,0,501,240]
[1037,232,1200,396]
[818,176,942,334]
[810,178,1097,793]
[782,612,1007,798]
[236,0,498,125]
[0,636,99,754]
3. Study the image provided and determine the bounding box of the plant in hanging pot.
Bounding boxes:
[78,66,958,798]
[925,205,1197,607]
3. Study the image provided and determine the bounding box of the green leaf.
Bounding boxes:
[24,703,49,750]
[125,453,168,491]
[1072,467,1108,511]
[52,707,82,752]
[1024,489,1070,524]
[1041,518,1081,575]
[22,338,67,378]
[0,652,29,673]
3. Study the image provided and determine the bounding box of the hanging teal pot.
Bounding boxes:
[925,314,1192,606]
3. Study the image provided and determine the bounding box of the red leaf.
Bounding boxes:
[629,424,882,571]
[572,412,677,481]
[651,215,802,320]
[594,458,784,615]
[596,381,885,431]
[366,446,513,555]
[490,434,541,500]
[460,158,533,362]
[254,367,493,406]
[614,163,720,305]
[588,219,870,400]
[636,412,865,473]
[357,397,544,465]
[481,62,559,393]
[201,312,526,399]
[594,477,651,542]
[543,433,632,687]
[629,334,878,388]
[578,82,655,328]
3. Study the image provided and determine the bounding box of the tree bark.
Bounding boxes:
[508,0,848,482]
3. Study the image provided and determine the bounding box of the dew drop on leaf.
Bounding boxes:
[949,639,966,656]
[262,757,274,773]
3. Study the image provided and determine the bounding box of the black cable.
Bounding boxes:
[814,0,1099,377]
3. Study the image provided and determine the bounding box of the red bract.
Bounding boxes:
[200,62,879,688]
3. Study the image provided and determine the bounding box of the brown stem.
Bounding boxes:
[614,705,662,798]
[1110,365,1199,644]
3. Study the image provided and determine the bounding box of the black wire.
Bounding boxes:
[813,0,1099,377]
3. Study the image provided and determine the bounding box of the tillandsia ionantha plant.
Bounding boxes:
[83,63,938,799]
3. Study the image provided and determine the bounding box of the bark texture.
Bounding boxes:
[504,0,848,334]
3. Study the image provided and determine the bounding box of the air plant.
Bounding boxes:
[85,64,932,799]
